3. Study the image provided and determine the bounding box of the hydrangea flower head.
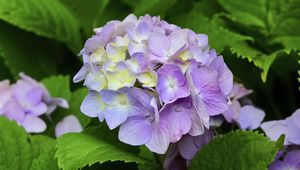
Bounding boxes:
[75,14,234,154]
[0,73,68,133]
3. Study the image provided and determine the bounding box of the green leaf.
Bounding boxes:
[41,75,71,101]
[217,0,267,28]
[230,42,287,81]
[59,0,110,35]
[133,0,178,16]
[68,88,91,127]
[30,135,59,170]
[0,116,35,170]
[0,21,65,80]
[171,12,251,52]
[55,133,149,170]
[189,130,279,170]
[0,0,81,53]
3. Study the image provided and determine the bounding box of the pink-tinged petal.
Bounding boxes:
[55,115,83,138]
[80,91,105,118]
[148,32,169,57]
[2,99,25,122]
[261,120,290,145]
[157,64,190,103]
[118,116,152,145]
[210,57,233,95]
[284,150,300,165]
[230,83,253,100]
[73,65,89,83]
[21,114,46,133]
[222,100,241,123]
[146,118,170,154]
[168,29,189,56]
[238,105,265,130]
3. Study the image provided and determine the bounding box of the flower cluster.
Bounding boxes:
[0,73,68,133]
[223,83,265,130]
[261,109,300,145]
[269,149,300,170]
[75,14,265,154]
[261,108,300,169]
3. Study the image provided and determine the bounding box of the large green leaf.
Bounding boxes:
[59,0,110,35]
[230,42,284,81]
[189,130,280,170]
[217,0,267,29]
[0,21,65,80]
[55,133,149,170]
[0,0,81,52]
[30,135,59,170]
[0,116,35,170]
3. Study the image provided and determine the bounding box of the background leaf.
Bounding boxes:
[59,0,110,36]
[0,0,82,53]
[55,132,149,170]
[30,135,59,170]
[0,117,36,170]
[0,22,65,80]
[189,130,281,170]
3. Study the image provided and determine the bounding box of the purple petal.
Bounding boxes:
[80,91,105,118]
[238,105,265,130]
[146,118,170,154]
[284,150,300,166]
[268,160,289,170]
[160,100,192,143]
[178,135,199,160]
[118,116,152,145]
[290,109,300,130]
[168,29,189,56]
[285,117,300,145]
[21,114,46,133]
[230,83,253,100]
[30,102,48,116]
[210,57,233,95]
[148,32,169,57]
[2,99,25,122]
[157,64,190,103]
[25,87,44,105]
[190,66,228,116]
[261,120,290,145]
[222,100,241,123]
[55,115,83,138]
[73,65,89,83]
